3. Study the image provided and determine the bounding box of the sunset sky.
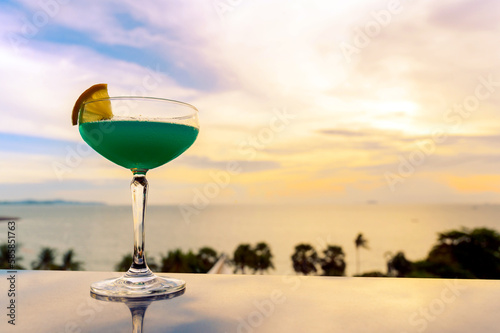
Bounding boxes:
[0,0,499,205]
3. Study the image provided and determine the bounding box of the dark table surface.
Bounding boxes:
[1,270,499,332]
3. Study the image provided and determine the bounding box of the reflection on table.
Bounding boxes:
[1,270,500,332]
[91,290,185,333]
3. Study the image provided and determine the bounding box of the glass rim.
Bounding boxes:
[82,96,199,114]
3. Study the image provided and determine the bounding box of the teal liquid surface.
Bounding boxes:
[80,120,198,170]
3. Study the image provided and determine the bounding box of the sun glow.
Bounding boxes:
[369,100,421,132]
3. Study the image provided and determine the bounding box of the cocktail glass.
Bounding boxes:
[78,96,199,298]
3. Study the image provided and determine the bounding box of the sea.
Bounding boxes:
[1,204,499,276]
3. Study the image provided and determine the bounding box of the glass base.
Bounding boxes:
[90,273,186,298]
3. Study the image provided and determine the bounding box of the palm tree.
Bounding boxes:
[354,233,369,275]
[320,245,346,276]
[253,242,275,274]
[0,243,24,269]
[60,249,83,271]
[32,247,58,270]
[161,249,191,273]
[31,247,84,270]
[196,247,218,273]
[291,244,318,275]
[233,244,256,274]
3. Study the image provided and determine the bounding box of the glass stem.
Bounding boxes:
[127,171,152,276]
[130,305,148,333]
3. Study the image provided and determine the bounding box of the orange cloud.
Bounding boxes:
[445,175,500,193]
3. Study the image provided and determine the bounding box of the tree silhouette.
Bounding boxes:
[31,247,83,271]
[115,254,133,272]
[291,244,318,275]
[31,247,58,270]
[383,228,500,279]
[354,233,369,275]
[115,248,218,274]
[161,249,193,273]
[320,245,346,276]
[197,247,219,273]
[386,251,412,277]
[233,244,256,274]
[0,243,24,269]
[159,248,217,273]
[424,228,500,279]
[359,271,386,277]
[230,243,274,274]
[253,242,275,274]
[60,249,83,271]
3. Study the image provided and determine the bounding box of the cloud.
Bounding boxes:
[0,132,73,155]
[0,38,198,141]
[179,155,281,173]
[1,0,500,203]
[318,129,373,137]
[429,0,500,31]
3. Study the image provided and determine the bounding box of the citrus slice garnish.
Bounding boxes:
[71,83,113,125]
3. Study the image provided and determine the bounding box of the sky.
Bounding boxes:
[0,0,500,205]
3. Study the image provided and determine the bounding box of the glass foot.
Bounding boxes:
[90,273,186,298]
